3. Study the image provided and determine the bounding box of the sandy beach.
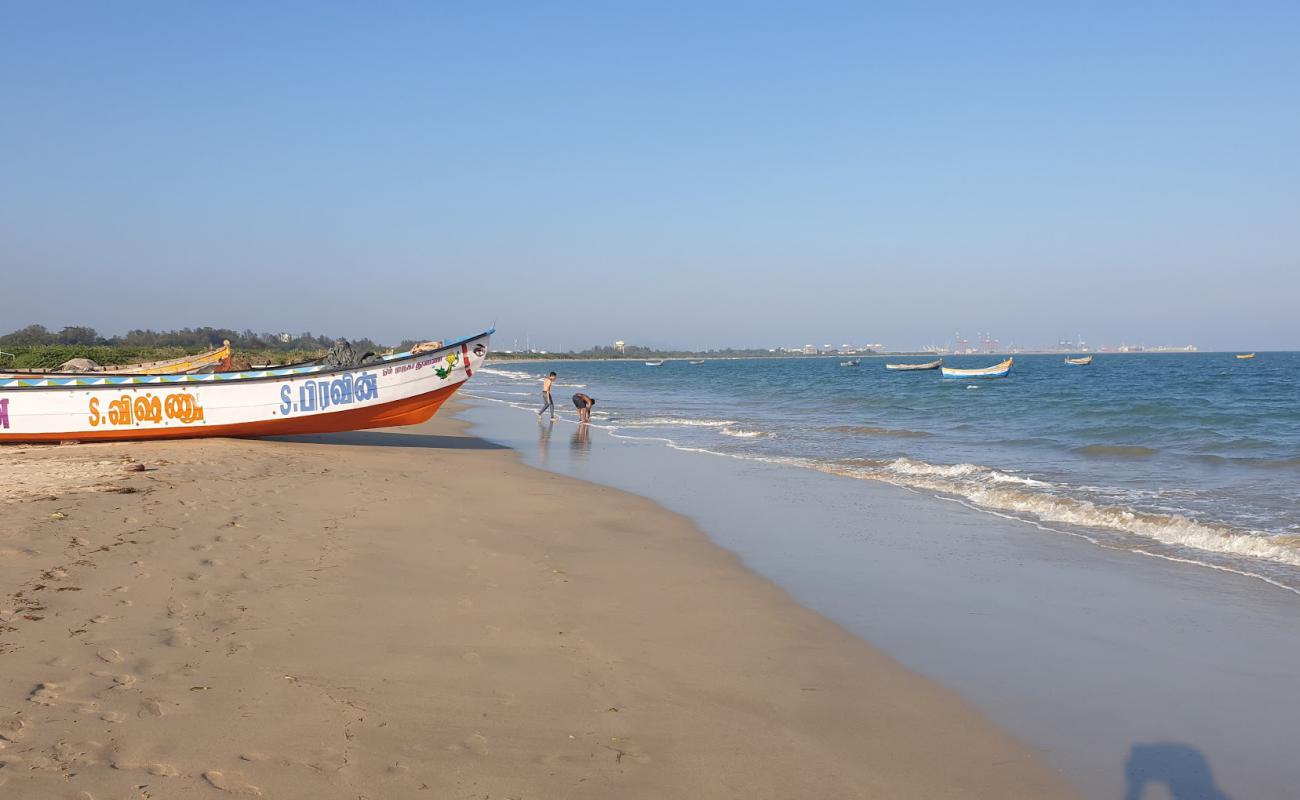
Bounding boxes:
[0,401,1073,798]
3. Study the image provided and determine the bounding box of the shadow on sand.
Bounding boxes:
[1124,742,1231,800]
[262,430,509,450]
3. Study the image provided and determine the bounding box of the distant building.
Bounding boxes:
[614,340,626,354]
[277,332,292,343]
[803,344,817,355]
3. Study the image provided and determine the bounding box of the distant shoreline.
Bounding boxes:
[486,349,1234,365]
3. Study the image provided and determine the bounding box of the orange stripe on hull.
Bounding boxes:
[1,382,464,444]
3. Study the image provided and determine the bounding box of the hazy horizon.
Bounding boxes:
[4,3,1298,351]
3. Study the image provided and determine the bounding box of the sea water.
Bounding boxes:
[469,352,1300,592]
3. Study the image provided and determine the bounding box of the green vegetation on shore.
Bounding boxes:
[0,324,389,370]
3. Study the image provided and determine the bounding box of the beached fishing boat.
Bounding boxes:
[1064,355,1093,365]
[645,360,665,367]
[0,331,491,444]
[840,359,862,367]
[4,341,232,377]
[940,358,1012,379]
[885,359,942,371]
[1236,353,1255,359]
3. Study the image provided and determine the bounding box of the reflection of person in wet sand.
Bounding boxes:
[538,417,554,462]
[572,392,596,423]
[571,423,590,450]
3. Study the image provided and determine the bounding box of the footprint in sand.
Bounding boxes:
[164,626,196,648]
[148,763,179,776]
[461,652,481,664]
[138,699,164,718]
[0,718,31,743]
[239,752,270,762]
[96,648,124,664]
[112,674,137,687]
[447,733,489,756]
[100,711,127,723]
[203,770,262,795]
[28,682,60,706]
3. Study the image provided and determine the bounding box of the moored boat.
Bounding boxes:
[885,359,942,371]
[688,359,705,365]
[645,360,665,367]
[840,358,862,367]
[4,341,232,377]
[940,357,1012,379]
[1236,353,1255,359]
[0,331,491,444]
[1064,355,1093,365]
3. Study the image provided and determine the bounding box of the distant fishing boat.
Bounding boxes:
[0,331,491,444]
[839,358,862,367]
[941,358,1012,379]
[885,359,942,371]
[4,341,232,377]
[1236,353,1255,360]
[1064,355,1093,366]
[644,360,665,367]
[688,359,705,365]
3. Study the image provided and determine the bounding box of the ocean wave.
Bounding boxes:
[1195,454,1300,470]
[480,367,538,381]
[830,425,931,438]
[721,426,772,439]
[616,417,737,428]
[823,459,1300,570]
[1074,444,1160,458]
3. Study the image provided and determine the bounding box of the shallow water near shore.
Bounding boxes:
[460,396,1300,799]
[475,353,1300,592]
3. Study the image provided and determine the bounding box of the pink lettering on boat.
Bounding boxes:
[0,397,9,429]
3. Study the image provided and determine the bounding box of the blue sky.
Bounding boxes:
[3,2,1297,350]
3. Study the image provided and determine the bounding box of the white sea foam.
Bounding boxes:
[617,417,737,428]
[830,460,1300,570]
[721,426,771,439]
[480,367,538,381]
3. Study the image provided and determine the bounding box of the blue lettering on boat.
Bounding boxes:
[278,372,379,415]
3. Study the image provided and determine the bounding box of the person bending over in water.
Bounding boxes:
[538,372,557,420]
[572,392,596,423]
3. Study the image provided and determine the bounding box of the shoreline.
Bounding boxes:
[0,401,1073,798]
[458,395,1300,799]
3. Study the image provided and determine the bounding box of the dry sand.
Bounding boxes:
[0,402,1075,798]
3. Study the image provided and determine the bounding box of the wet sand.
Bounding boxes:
[462,397,1300,799]
[0,401,1072,798]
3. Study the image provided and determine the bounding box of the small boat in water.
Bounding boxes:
[940,357,1012,379]
[0,331,491,444]
[1064,355,1093,366]
[688,359,705,365]
[885,359,942,371]
[1236,353,1255,360]
[4,341,233,377]
[644,360,665,367]
[839,359,862,367]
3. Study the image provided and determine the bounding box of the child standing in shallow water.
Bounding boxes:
[538,372,557,420]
